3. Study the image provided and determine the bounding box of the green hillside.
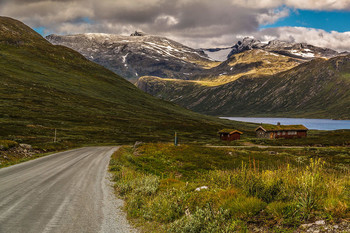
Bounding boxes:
[137,56,350,119]
[0,17,254,145]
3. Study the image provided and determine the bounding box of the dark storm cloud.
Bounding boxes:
[1,0,350,50]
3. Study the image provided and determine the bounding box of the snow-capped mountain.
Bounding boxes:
[227,37,345,60]
[46,32,214,81]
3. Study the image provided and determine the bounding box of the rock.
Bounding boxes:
[195,186,208,191]
[301,223,313,228]
[133,141,143,149]
[19,144,32,150]
[315,220,326,225]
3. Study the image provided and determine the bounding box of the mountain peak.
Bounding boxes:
[130,31,147,36]
[227,37,342,60]
[227,37,265,58]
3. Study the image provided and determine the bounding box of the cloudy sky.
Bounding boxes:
[1,0,350,51]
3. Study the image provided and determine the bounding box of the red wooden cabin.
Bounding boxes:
[255,123,308,139]
[218,129,243,141]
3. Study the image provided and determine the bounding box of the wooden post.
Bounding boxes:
[174,132,178,146]
[54,129,57,143]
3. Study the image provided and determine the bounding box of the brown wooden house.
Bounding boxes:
[255,123,308,139]
[218,129,243,141]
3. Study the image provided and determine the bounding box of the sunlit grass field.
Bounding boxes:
[110,143,350,232]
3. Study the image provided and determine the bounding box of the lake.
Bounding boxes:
[221,117,350,130]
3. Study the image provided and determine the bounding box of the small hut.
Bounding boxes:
[255,123,308,139]
[218,129,243,141]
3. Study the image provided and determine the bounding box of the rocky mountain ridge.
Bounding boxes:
[46,32,216,81]
[226,37,345,61]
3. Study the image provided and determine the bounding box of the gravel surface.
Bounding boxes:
[0,147,136,233]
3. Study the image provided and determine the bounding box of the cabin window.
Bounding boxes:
[282,131,285,135]
[277,132,281,135]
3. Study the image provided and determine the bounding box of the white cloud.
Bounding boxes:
[0,0,350,51]
[252,27,350,52]
[257,7,290,25]
[154,15,179,27]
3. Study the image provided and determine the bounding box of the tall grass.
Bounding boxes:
[110,144,350,232]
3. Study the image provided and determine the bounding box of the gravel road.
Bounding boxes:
[0,147,136,233]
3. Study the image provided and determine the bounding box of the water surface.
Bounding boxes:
[221,117,350,130]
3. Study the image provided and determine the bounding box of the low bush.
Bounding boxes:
[168,204,239,233]
[0,140,18,150]
[223,195,267,219]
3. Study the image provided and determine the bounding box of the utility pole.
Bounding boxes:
[54,128,57,143]
[174,132,178,146]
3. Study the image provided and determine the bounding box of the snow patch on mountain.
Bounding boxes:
[202,48,232,61]
[290,50,315,58]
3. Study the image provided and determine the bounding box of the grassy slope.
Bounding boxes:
[197,49,301,84]
[137,56,350,119]
[0,17,255,145]
[110,143,350,232]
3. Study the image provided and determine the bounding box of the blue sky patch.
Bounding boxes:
[34,27,46,35]
[261,9,350,32]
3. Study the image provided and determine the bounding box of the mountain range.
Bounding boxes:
[46,28,350,119]
[0,17,248,144]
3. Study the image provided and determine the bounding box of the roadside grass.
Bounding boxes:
[0,140,81,168]
[110,143,350,232]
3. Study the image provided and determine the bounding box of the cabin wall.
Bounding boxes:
[220,133,241,141]
[256,130,308,139]
[297,131,307,138]
[256,129,270,139]
[230,133,241,140]
[275,130,307,139]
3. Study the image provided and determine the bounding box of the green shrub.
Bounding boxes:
[266,201,298,223]
[323,198,349,219]
[233,167,283,203]
[143,188,186,223]
[223,195,267,219]
[168,204,239,233]
[114,167,159,196]
[126,193,146,218]
[0,140,18,150]
[294,158,326,220]
[132,174,160,196]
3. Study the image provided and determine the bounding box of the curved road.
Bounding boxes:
[0,147,135,233]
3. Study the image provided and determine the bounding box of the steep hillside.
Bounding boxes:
[137,55,350,119]
[46,32,218,82]
[0,17,253,145]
